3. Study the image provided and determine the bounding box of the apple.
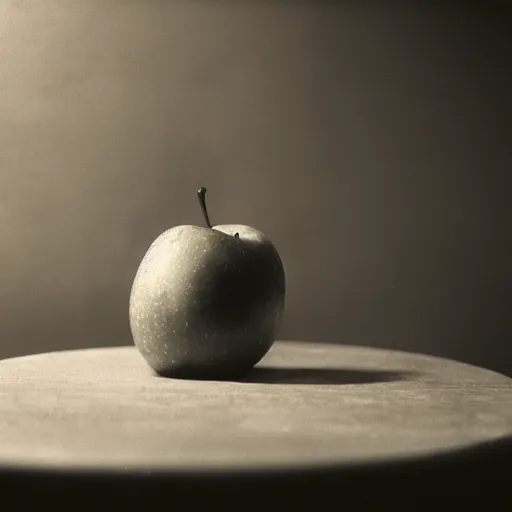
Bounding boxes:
[129,187,286,380]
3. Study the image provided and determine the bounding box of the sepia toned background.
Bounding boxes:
[1,1,510,376]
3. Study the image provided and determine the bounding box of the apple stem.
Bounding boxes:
[197,187,212,229]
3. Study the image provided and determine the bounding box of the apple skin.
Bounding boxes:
[129,223,285,380]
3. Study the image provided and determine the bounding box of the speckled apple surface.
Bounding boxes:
[129,224,285,380]
[0,340,511,474]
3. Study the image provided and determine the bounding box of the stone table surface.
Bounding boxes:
[1,340,511,476]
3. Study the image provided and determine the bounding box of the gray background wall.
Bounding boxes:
[1,1,510,375]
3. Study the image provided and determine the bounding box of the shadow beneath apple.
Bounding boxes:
[235,367,418,385]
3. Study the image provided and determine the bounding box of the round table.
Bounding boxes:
[1,341,511,507]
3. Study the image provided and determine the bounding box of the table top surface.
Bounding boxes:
[1,340,511,474]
